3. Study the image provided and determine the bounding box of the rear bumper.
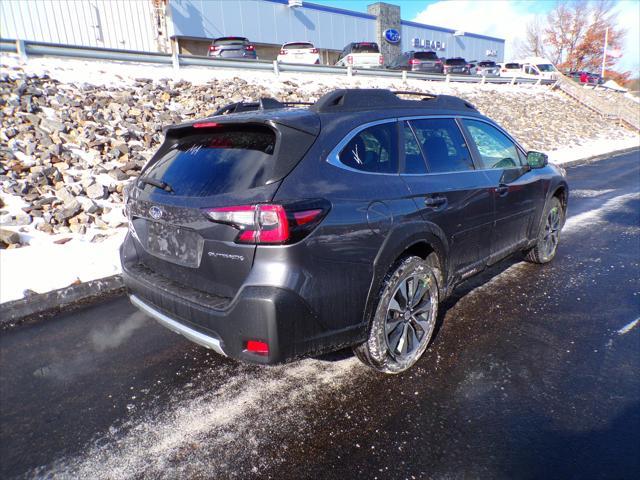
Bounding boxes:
[123,263,319,364]
[130,294,226,356]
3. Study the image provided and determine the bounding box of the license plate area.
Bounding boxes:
[144,220,204,268]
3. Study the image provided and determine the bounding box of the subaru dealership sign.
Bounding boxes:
[412,38,446,51]
[384,28,401,44]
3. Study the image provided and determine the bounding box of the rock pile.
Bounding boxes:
[0,68,635,247]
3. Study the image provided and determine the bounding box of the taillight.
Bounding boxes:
[435,60,442,65]
[203,201,329,245]
[379,55,384,65]
[279,49,287,55]
[193,121,219,128]
[409,58,420,65]
[347,55,353,65]
[245,45,255,51]
[209,45,218,52]
[311,48,318,54]
[246,340,269,355]
[501,68,506,72]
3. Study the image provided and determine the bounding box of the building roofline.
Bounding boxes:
[263,0,376,20]
[400,20,505,43]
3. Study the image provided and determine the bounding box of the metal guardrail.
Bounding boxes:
[1,38,556,86]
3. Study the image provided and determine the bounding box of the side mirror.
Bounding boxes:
[527,151,548,169]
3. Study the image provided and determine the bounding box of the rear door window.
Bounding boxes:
[408,118,474,173]
[401,122,428,174]
[338,122,398,173]
[142,125,276,196]
[463,119,522,169]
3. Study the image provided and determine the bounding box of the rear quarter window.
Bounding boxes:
[338,122,398,173]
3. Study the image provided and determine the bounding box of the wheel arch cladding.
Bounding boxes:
[361,222,449,332]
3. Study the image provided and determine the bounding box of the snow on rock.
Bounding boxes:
[0,53,638,303]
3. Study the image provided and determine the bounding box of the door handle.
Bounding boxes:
[495,185,509,197]
[425,196,447,208]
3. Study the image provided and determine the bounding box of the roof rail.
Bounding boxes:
[214,98,314,116]
[311,89,477,113]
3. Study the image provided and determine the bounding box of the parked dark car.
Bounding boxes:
[443,57,470,75]
[122,89,568,373]
[388,51,443,73]
[475,60,500,76]
[208,37,257,60]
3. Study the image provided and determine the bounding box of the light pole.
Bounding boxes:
[601,27,609,79]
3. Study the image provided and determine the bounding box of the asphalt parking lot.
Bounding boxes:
[1,150,638,480]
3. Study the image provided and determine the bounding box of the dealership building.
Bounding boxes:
[1,0,505,66]
[170,0,505,65]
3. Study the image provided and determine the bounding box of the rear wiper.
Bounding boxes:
[138,176,174,193]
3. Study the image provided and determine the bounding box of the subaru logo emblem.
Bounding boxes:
[149,206,163,220]
[384,28,401,44]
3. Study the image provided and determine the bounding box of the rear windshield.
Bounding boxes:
[414,51,438,60]
[352,43,379,53]
[505,63,520,69]
[478,61,496,67]
[283,42,314,50]
[537,63,557,72]
[445,58,466,65]
[143,125,276,197]
[214,37,248,46]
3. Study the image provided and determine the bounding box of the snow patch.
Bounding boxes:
[547,134,639,165]
[35,357,363,479]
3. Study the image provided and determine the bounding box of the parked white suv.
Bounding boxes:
[277,42,320,65]
[335,42,383,69]
[498,62,521,77]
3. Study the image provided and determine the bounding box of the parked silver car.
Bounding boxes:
[208,37,257,60]
[476,61,500,77]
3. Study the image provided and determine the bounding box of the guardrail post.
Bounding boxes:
[445,74,450,83]
[273,60,280,76]
[511,76,517,85]
[347,65,353,77]
[481,75,486,85]
[535,78,542,86]
[402,70,407,83]
[16,39,27,63]
[172,49,179,71]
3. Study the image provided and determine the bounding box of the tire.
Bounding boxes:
[354,256,439,374]
[525,196,564,264]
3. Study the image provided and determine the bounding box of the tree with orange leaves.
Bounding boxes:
[524,1,628,81]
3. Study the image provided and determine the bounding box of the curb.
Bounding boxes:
[556,145,639,168]
[0,274,124,328]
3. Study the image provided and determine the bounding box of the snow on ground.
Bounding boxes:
[547,134,639,165]
[0,227,126,303]
[35,354,364,479]
[1,53,554,97]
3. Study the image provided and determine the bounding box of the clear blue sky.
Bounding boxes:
[309,0,550,20]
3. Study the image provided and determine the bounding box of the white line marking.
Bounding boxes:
[617,318,640,335]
